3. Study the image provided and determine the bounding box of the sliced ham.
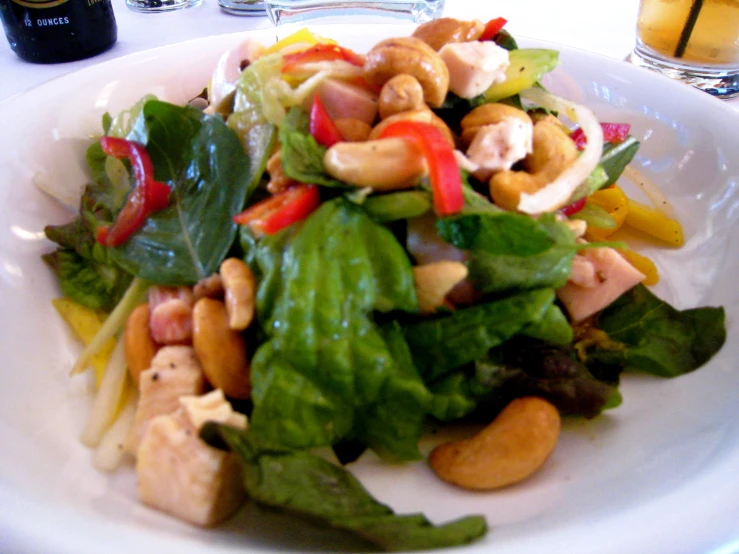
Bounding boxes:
[557,246,646,322]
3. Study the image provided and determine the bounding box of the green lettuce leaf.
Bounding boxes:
[201,423,487,552]
[249,198,428,460]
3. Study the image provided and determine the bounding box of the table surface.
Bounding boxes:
[1,0,737,110]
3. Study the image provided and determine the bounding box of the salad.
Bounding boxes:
[41,17,727,552]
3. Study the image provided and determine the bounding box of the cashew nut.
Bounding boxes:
[323,137,427,190]
[364,37,450,108]
[413,261,468,313]
[123,302,158,385]
[429,396,560,490]
[266,149,296,195]
[193,273,225,301]
[219,257,256,331]
[489,119,578,212]
[460,103,532,147]
[334,118,372,142]
[378,74,426,120]
[411,17,485,51]
[369,108,455,148]
[192,298,250,399]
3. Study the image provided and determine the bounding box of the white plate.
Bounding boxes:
[1,24,738,554]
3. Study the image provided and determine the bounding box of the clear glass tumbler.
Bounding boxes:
[218,0,266,16]
[628,0,739,98]
[263,0,444,26]
[126,0,203,12]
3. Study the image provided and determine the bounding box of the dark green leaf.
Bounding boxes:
[600,137,640,188]
[108,101,256,285]
[587,284,726,377]
[202,423,487,552]
[401,288,556,382]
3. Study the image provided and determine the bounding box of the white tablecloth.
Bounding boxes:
[0,0,737,109]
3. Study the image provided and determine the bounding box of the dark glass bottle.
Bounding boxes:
[0,0,117,64]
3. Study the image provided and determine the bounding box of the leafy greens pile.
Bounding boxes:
[42,29,726,552]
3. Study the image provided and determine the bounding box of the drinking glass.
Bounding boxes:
[126,0,203,12]
[263,0,444,26]
[218,0,266,16]
[628,0,739,98]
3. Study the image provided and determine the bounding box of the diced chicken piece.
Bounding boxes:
[466,118,533,181]
[128,345,206,452]
[557,247,646,322]
[313,78,378,125]
[137,390,248,527]
[439,41,509,99]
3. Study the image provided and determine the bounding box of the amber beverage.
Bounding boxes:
[637,0,739,66]
[631,0,739,97]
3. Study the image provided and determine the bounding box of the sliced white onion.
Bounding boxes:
[80,339,129,448]
[517,87,603,215]
[622,165,676,219]
[92,384,138,471]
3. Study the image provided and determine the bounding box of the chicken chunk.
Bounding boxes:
[557,246,646,322]
[136,390,248,527]
[466,118,533,180]
[439,41,509,98]
[128,345,206,452]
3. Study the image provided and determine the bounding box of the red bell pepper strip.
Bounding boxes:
[95,137,171,247]
[480,17,508,41]
[309,93,344,148]
[378,121,464,217]
[559,197,587,217]
[570,122,630,150]
[233,184,321,236]
[281,43,365,73]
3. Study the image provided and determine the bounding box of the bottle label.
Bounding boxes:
[10,0,70,9]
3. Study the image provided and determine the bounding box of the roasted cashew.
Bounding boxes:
[429,396,560,490]
[460,103,532,147]
[266,149,296,195]
[489,118,578,212]
[364,37,450,108]
[377,74,426,120]
[411,17,485,51]
[412,261,468,313]
[369,108,455,148]
[334,118,372,142]
[192,298,251,400]
[219,257,256,332]
[323,137,427,190]
[123,302,158,385]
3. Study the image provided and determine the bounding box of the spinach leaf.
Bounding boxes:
[465,214,577,294]
[586,284,726,377]
[249,198,428,460]
[401,288,556,382]
[436,211,556,257]
[600,136,640,188]
[279,107,345,188]
[201,423,487,552]
[108,100,256,285]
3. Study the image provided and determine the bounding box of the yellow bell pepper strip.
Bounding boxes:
[263,28,336,56]
[624,198,685,247]
[309,93,344,148]
[619,249,659,285]
[479,17,508,41]
[52,297,116,387]
[233,184,321,237]
[378,121,464,216]
[584,185,629,241]
[95,137,171,247]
